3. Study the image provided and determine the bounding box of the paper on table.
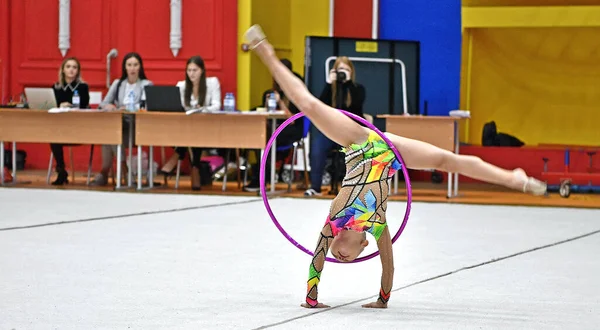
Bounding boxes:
[48,108,107,113]
[185,108,285,115]
[449,110,471,118]
[185,107,206,115]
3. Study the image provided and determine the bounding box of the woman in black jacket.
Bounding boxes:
[50,57,90,185]
[305,56,366,196]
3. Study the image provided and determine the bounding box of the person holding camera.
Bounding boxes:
[304,56,366,196]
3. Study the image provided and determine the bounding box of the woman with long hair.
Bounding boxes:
[50,57,90,185]
[305,56,366,196]
[92,52,153,186]
[159,55,221,190]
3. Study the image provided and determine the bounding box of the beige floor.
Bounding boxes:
[1,188,599,329]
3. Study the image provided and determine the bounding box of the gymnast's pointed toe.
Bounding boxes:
[524,177,547,196]
[244,24,266,48]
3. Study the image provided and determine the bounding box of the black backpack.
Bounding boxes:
[482,121,498,146]
[482,121,525,147]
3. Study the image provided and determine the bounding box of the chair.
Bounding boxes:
[219,148,244,190]
[172,147,190,189]
[170,148,244,191]
[46,146,95,185]
[46,91,102,185]
[278,116,311,192]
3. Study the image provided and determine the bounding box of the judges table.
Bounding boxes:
[0,108,125,187]
[134,110,287,192]
[378,115,462,198]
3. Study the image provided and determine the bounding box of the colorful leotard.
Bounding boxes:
[306,130,401,307]
[327,130,401,237]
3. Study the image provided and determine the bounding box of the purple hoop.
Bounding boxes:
[260,110,412,263]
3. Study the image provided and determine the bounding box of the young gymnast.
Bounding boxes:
[244,25,547,309]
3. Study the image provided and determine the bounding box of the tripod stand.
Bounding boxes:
[328,76,346,195]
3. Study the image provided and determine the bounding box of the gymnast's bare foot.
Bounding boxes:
[513,168,547,196]
[362,301,388,309]
[301,302,330,308]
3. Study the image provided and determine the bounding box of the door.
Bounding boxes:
[9,0,237,97]
[9,0,113,96]
[111,0,237,92]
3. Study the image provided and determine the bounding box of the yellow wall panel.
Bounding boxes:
[467,27,600,146]
[463,6,600,28]
[290,0,330,78]
[237,0,252,110]
[463,0,600,6]
[459,30,474,142]
[240,0,329,110]
[249,0,292,109]
[252,0,291,50]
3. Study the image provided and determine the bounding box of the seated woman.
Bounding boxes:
[243,59,304,192]
[50,57,90,185]
[92,52,153,186]
[159,55,221,190]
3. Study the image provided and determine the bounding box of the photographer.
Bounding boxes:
[305,57,366,196]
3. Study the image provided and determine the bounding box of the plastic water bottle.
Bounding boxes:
[224,93,235,111]
[267,92,277,112]
[126,90,136,112]
[230,93,236,111]
[223,94,230,111]
[72,90,80,109]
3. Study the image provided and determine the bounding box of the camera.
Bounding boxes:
[328,68,351,84]
[335,68,351,82]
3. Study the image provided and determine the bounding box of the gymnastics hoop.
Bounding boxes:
[260,110,412,263]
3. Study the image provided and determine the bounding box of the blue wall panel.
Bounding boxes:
[379,0,461,116]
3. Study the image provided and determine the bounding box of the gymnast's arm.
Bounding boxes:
[302,223,333,308]
[363,226,394,308]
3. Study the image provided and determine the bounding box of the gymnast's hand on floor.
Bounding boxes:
[301,302,330,308]
[361,301,388,309]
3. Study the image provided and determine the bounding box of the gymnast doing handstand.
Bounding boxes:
[244,25,547,309]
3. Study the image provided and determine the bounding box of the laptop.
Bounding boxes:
[24,88,57,109]
[144,86,185,112]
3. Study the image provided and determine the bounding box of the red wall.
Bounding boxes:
[2,0,237,171]
[333,0,374,38]
[1,0,9,104]
[460,146,600,185]
[408,146,600,186]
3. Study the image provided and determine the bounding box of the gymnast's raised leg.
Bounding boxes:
[244,25,546,195]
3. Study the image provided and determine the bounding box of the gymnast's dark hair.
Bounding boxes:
[184,55,207,108]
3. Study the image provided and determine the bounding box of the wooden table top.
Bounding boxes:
[136,110,289,119]
[377,114,462,121]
